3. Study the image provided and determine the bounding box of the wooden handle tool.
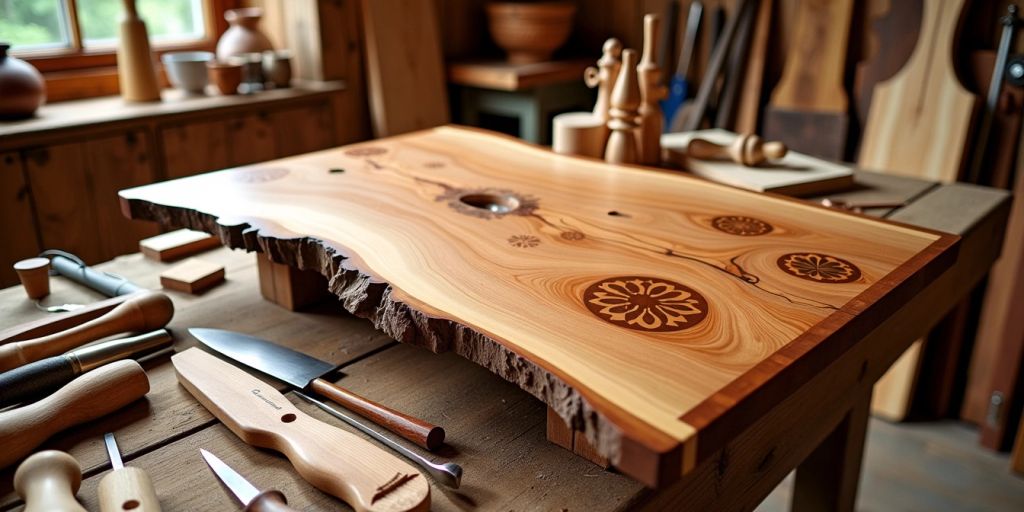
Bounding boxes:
[201,449,301,512]
[14,450,87,512]
[0,360,151,469]
[172,348,429,512]
[99,432,162,512]
[0,290,174,372]
[686,134,787,166]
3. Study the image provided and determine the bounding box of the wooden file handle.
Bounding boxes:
[0,360,151,469]
[99,467,162,512]
[0,291,174,372]
[172,348,430,512]
[14,450,87,512]
[686,134,787,166]
[309,378,445,451]
[246,490,299,512]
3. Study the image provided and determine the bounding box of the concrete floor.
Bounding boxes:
[757,419,1024,512]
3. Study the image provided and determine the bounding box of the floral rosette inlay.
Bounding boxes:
[777,252,861,283]
[508,235,540,248]
[583,276,708,332]
[711,215,774,236]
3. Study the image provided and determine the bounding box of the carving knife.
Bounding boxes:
[172,348,430,511]
[188,328,445,451]
[200,449,299,512]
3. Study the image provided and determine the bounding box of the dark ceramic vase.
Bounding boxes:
[0,44,46,119]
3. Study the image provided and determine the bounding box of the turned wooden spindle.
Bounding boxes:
[605,49,641,164]
[583,38,623,122]
[117,0,161,102]
[13,258,50,300]
[685,134,788,166]
[637,14,666,165]
[14,451,87,512]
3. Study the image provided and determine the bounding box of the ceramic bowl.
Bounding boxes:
[486,2,576,64]
[162,51,214,94]
[206,59,243,95]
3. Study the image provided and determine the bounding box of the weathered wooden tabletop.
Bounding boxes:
[0,167,1009,511]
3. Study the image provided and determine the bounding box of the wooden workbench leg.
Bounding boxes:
[792,391,872,512]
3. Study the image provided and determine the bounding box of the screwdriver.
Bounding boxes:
[99,432,162,512]
[13,450,87,512]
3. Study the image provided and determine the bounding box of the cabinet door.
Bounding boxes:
[0,152,42,286]
[161,120,229,179]
[84,130,160,258]
[226,112,278,167]
[23,143,103,263]
[271,102,336,157]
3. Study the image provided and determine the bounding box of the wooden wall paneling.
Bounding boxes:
[0,152,42,287]
[1013,413,1024,475]
[160,120,229,179]
[226,112,278,167]
[360,0,449,137]
[23,143,102,264]
[83,131,161,259]
[733,0,772,134]
[270,103,336,157]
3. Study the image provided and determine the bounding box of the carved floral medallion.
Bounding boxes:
[777,252,861,283]
[584,276,708,332]
[711,215,774,236]
[508,235,540,248]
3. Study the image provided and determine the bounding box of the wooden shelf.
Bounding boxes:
[0,80,345,149]
[447,59,591,91]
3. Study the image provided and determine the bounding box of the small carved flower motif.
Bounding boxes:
[711,215,774,236]
[584,276,708,332]
[560,230,585,241]
[778,253,861,283]
[508,235,540,248]
[344,147,388,157]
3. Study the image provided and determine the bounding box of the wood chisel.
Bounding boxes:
[172,347,430,512]
[14,450,87,512]
[0,359,151,469]
[0,329,171,408]
[0,290,174,371]
[99,432,162,512]
[200,448,300,512]
[189,328,445,451]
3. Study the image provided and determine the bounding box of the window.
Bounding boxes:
[2,0,212,56]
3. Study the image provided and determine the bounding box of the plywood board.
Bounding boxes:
[120,126,957,487]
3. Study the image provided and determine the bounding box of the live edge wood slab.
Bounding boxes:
[119,126,959,487]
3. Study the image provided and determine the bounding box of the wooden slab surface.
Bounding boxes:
[119,126,958,486]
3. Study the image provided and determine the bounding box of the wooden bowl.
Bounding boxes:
[486,2,577,64]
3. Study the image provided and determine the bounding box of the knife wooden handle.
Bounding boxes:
[246,490,299,512]
[0,360,151,469]
[172,348,429,512]
[310,378,445,451]
[14,450,87,512]
[99,467,162,512]
[0,291,174,372]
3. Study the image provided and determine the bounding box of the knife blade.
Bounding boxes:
[172,348,430,512]
[189,328,445,451]
[200,449,298,512]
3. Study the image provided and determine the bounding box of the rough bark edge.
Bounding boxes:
[124,198,634,468]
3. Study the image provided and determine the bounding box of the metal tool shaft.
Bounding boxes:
[103,433,124,470]
[294,391,462,489]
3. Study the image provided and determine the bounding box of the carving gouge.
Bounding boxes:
[201,449,299,512]
[172,348,430,511]
[0,329,171,408]
[14,450,87,512]
[0,290,174,371]
[189,328,446,451]
[0,360,151,469]
[99,433,162,512]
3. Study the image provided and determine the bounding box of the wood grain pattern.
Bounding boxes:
[120,126,957,487]
[858,0,976,182]
[0,152,40,287]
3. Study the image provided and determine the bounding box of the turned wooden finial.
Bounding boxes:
[13,257,50,300]
[605,49,641,164]
[637,14,666,165]
[685,134,788,166]
[584,38,623,122]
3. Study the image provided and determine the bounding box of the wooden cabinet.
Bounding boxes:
[161,120,230,179]
[0,152,40,285]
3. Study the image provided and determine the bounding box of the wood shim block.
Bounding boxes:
[160,258,225,294]
[255,253,330,311]
[140,229,220,261]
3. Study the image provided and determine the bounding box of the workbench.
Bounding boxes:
[0,166,1008,511]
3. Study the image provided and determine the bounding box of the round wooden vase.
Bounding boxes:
[0,44,46,119]
[117,0,161,102]
[486,2,576,64]
[216,8,274,61]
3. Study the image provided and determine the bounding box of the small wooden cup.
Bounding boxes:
[14,257,50,300]
[206,60,243,95]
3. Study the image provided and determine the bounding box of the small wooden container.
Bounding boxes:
[13,257,50,300]
[206,60,243,95]
[552,112,608,158]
